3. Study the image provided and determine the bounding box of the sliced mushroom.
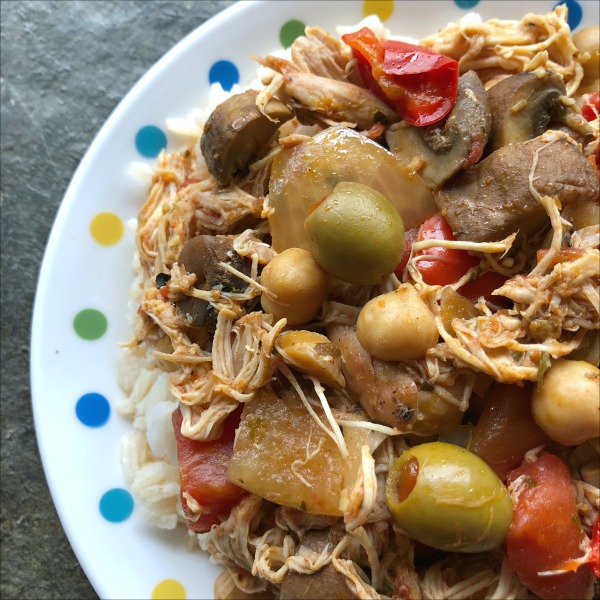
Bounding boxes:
[280,529,358,600]
[385,71,491,189]
[434,132,600,243]
[200,90,293,186]
[175,295,213,328]
[487,69,593,150]
[175,235,251,327]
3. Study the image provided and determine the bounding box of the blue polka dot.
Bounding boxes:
[554,0,583,30]
[209,60,239,92]
[454,0,479,8]
[76,393,110,427]
[135,125,167,158]
[99,488,134,523]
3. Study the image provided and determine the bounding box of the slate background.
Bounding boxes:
[1,2,234,598]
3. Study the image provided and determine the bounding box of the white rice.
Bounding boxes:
[117,249,183,529]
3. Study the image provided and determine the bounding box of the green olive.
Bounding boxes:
[410,387,464,437]
[304,182,404,285]
[386,442,513,553]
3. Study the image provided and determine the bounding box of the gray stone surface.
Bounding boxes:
[1,2,233,597]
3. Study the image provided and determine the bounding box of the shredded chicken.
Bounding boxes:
[413,134,600,385]
[420,5,585,95]
[256,55,398,129]
[420,552,528,600]
[170,310,286,440]
[290,26,362,85]
[119,7,599,600]
[137,147,264,275]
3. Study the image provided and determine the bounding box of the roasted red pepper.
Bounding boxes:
[342,27,458,126]
[172,406,247,533]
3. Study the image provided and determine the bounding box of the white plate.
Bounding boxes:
[31,1,599,598]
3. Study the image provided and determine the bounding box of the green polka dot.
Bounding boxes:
[280,19,306,48]
[74,309,107,340]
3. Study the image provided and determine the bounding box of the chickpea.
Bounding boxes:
[531,359,599,446]
[356,284,438,361]
[573,26,600,85]
[260,248,329,326]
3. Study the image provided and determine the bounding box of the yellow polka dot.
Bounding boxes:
[151,579,186,600]
[89,212,123,246]
[362,0,394,21]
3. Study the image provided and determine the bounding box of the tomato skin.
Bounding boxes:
[177,178,200,191]
[394,225,420,278]
[581,91,599,122]
[341,28,458,126]
[414,213,479,286]
[396,215,510,304]
[172,406,247,533]
[505,453,592,600]
[470,383,549,479]
[591,515,600,577]
[459,270,510,305]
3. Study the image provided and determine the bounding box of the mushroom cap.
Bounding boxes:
[486,69,592,151]
[385,71,491,190]
[176,235,251,327]
[200,90,293,186]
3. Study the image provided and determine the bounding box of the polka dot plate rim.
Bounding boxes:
[29,1,598,599]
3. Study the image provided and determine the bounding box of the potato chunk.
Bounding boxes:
[228,392,343,514]
[228,392,374,516]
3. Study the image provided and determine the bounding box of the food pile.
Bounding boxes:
[119,6,599,599]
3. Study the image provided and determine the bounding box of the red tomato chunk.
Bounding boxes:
[581,91,599,122]
[505,453,592,600]
[470,382,549,479]
[413,213,479,286]
[396,214,511,306]
[591,515,600,577]
[172,406,247,533]
[459,270,510,305]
